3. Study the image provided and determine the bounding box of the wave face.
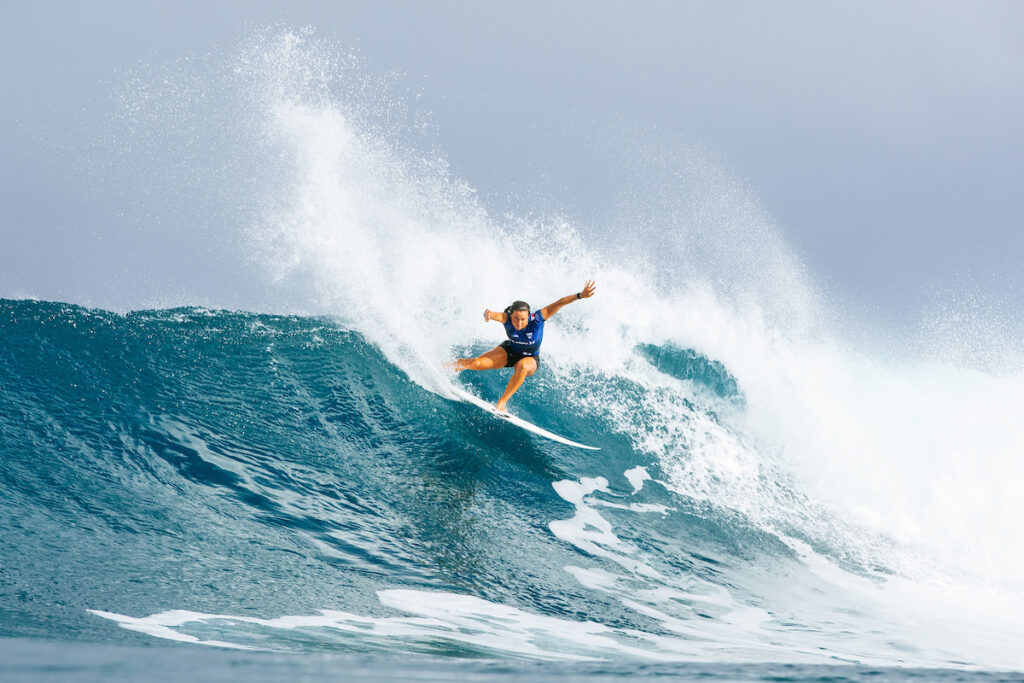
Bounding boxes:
[1,298,1022,670]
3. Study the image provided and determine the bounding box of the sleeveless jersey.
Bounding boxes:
[502,310,545,356]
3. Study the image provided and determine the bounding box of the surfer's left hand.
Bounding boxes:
[579,280,596,298]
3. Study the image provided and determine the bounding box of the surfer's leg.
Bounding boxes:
[446,346,508,372]
[495,357,538,412]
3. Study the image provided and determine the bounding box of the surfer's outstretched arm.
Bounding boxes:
[483,309,508,324]
[540,280,596,320]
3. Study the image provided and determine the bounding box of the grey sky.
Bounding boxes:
[3,1,1023,328]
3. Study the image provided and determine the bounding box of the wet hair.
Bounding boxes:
[504,300,531,317]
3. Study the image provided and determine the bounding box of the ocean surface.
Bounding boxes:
[5,28,1024,682]
[2,299,1023,682]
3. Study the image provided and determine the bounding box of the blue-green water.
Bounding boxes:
[2,298,1022,681]
[5,638,1024,683]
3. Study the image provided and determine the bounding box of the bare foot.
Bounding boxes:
[495,400,509,414]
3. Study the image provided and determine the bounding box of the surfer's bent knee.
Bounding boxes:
[516,357,538,375]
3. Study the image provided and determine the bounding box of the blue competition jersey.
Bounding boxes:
[502,310,545,356]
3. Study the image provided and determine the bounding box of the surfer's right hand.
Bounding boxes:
[483,309,492,322]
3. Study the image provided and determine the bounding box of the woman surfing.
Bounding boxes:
[448,280,596,413]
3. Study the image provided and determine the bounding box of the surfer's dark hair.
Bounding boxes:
[505,300,530,316]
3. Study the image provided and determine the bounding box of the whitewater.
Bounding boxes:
[2,29,1023,681]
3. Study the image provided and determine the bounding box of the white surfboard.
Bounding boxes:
[450,385,600,451]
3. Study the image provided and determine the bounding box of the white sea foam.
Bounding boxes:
[623,466,651,494]
[549,472,1024,670]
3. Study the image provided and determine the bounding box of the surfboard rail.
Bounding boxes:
[450,386,600,451]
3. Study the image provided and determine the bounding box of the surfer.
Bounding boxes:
[448,280,596,413]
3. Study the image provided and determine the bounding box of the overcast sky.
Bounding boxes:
[3,1,1023,328]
